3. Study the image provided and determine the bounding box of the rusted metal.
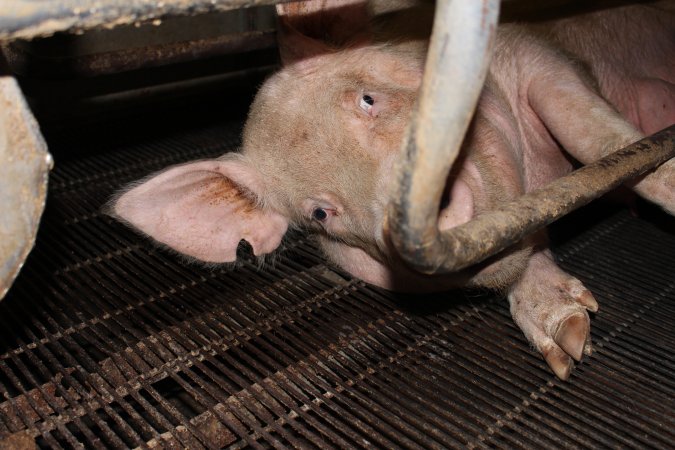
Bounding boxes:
[0,76,52,300]
[4,30,275,77]
[391,125,675,274]
[386,0,500,273]
[0,0,293,42]
[2,6,277,78]
[0,116,674,448]
[0,430,36,450]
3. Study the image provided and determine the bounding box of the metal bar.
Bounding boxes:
[3,32,275,77]
[59,218,346,447]
[437,310,659,448]
[389,120,675,273]
[8,267,169,447]
[0,0,288,41]
[194,273,406,448]
[387,0,675,275]
[200,263,435,448]
[386,0,500,274]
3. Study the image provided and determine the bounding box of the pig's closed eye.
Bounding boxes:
[359,94,374,115]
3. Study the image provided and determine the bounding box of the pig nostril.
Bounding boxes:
[312,208,328,221]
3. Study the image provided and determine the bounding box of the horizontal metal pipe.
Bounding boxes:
[390,125,675,274]
[3,31,275,77]
[0,0,281,41]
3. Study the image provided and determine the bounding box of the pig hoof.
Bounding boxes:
[542,345,573,380]
[560,278,599,313]
[554,313,588,361]
[518,290,595,380]
[508,252,598,380]
[542,324,593,380]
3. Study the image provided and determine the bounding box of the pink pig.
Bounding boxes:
[109,1,675,380]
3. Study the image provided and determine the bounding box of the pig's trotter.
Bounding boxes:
[508,250,597,380]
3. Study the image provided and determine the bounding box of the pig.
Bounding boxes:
[108,1,675,380]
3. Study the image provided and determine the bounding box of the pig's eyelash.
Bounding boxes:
[359,94,374,115]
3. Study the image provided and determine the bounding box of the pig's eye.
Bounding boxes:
[312,208,328,222]
[359,94,374,114]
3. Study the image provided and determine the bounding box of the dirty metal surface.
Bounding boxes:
[0,0,596,43]
[3,5,277,78]
[0,0,291,41]
[0,77,52,300]
[4,31,276,77]
[0,116,673,449]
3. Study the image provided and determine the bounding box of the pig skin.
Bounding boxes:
[109,2,675,380]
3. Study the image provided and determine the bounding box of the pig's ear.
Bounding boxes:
[276,20,333,67]
[108,158,288,263]
[276,0,371,66]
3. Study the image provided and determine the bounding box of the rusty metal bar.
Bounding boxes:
[2,5,276,78]
[72,33,270,75]
[0,0,290,41]
[2,30,275,78]
[390,125,675,274]
[386,0,500,273]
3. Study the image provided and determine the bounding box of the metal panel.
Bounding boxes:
[0,77,52,300]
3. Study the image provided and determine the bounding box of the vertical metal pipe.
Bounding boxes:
[386,0,500,273]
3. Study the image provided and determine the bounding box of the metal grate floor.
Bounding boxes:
[0,117,674,449]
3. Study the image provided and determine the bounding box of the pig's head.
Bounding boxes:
[109,20,528,293]
[241,43,424,257]
[110,43,421,272]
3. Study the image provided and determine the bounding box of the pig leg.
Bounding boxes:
[508,249,598,380]
[527,59,675,215]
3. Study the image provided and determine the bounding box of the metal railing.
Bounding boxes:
[387,0,675,274]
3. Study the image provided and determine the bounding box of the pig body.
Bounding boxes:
[110,2,675,380]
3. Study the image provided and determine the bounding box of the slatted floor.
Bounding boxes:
[0,116,673,449]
